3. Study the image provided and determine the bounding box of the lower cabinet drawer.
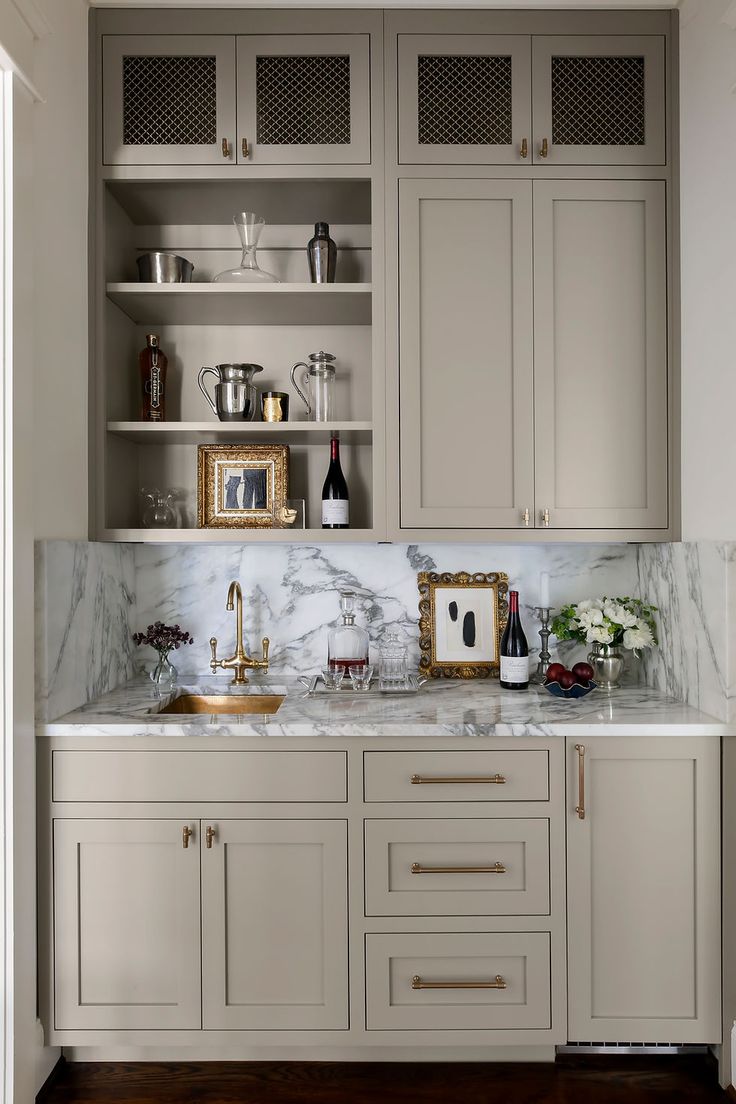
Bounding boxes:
[365,932,551,1031]
[364,818,550,916]
[52,750,347,803]
[363,750,549,802]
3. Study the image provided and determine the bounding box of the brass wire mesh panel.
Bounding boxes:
[417,55,513,146]
[551,55,646,146]
[123,55,217,146]
[256,55,351,145]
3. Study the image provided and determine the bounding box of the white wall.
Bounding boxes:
[680,0,736,539]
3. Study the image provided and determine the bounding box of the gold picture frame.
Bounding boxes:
[197,444,289,528]
[418,571,509,679]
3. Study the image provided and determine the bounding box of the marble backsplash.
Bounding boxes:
[36,539,639,719]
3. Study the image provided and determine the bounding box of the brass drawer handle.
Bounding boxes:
[412,975,506,991]
[221,138,231,159]
[520,137,528,159]
[182,825,193,849]
[411,862,506,875]
[575,743,586,820]
[206,825,217,848]
[242,137,249,158]
[540,137,549,158]
[410,774,506,785]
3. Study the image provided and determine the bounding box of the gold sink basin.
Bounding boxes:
[159,693,284,716]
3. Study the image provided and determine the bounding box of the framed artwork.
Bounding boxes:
[417,571,509,679]
[197,444,289,528]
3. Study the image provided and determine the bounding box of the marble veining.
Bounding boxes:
[40,675,730,738]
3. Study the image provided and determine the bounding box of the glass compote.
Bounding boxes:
[213,211,279,284]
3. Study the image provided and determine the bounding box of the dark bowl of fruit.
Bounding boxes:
[543,662,597,700]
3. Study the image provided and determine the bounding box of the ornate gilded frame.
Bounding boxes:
[197,444,289,528]
[418,571,509,679]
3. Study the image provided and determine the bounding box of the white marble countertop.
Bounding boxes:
[38,675,732,738]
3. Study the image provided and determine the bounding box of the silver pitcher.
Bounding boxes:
[198,363,263,421]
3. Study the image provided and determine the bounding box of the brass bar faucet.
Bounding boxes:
[209,580,270,685]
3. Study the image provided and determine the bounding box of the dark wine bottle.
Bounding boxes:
[499,590,529,690]
[321,434,349,529]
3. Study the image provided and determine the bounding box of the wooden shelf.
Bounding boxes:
[107,421,373,445]
[106,282,372,326]
[98,528,379,544]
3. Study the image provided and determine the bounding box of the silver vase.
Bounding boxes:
[587,642,625,690]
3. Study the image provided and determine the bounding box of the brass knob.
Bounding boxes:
[521,507,530,527]
[182,825,193,849]
[242,137,249,158]
[520,137,528,159]
[206,825,216,849]
[540,137,549,159]
[221,138,231,159]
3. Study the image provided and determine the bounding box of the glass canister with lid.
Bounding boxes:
[379,628,409,690]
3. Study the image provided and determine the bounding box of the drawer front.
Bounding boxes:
[363,751,549,803]
[365,932,551,1031]
[364,818,550,916]
[52,751,347,803]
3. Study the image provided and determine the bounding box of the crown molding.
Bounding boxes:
[87,0,680,7]
[10,0,52,37]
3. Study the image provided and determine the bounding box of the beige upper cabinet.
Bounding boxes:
[533,180,668,530]
[201,819,349,1030]
[397,35,531,165]
[102,33,370,166]
[399,178,535,530]
[566,737,721,1043]
[397,33,665,167]
[532,36,666,166]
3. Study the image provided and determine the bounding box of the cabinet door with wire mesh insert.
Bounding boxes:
[102,35,236,166]
[237,35,370,164]
[532,35,665,165]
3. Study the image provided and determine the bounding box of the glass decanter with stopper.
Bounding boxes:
[328,590,369,675]
[213,211,279,284]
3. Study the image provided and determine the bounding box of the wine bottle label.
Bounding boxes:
[500,655,529,683]
[322,499,349,525]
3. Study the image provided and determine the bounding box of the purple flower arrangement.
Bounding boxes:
[132,621,194,654]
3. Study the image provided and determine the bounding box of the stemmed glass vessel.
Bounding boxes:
[213,211,279,284]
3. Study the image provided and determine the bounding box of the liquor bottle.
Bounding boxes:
[499,590,529,690]
[139,333,167,421]
[321,434,349,529]
[307,222,337,283]
[328,590,369,673]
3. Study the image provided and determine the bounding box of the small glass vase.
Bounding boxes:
[150,650,177,693]
[587,642,625,690]
[213,211,279,284]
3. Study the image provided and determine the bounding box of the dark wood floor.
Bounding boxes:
[37,1057,733,1104]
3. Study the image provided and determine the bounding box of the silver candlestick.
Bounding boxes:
[533,607,554,682]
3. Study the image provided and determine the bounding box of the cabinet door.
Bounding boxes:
[566,737,721,1043]
[532,36,665,165]
[53,819,201,1029]
[202,820,348,1029]
[399,179,534,530]
[397,35,531,165]
[533,180,668,530]
[236,36,370,164]
[102,36,236,165]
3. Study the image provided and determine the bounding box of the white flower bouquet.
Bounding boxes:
[551,598,658,655]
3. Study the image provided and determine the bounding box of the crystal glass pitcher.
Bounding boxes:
[290,351,337,422]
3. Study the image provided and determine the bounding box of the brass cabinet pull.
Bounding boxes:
[575,744,586,820]
[411,861,506,875]
[410,774,506,785]
[221,138,231,159]
[520,137,528,159]
[521,507,530,527]
[540,137,549,158]
[541,508,550,527]
[242,137,249,158]
[206,825,217,849]
[182,825,193,849]
[412,975,506,991]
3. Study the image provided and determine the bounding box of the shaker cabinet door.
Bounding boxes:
[566,737,721,1043]
[532,35,666,166]
[201,819,349,1030]
[53,819,202,1029]
[236,35,370,164]
[102,36,236,165]
[398,35,531,164]
[399,179,534,530]
[533,180,668,530]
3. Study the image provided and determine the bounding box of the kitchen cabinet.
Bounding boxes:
[397,32,664,166]
[102,33,370,166]
[398,178,668,532]
[566,736,721,1043]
